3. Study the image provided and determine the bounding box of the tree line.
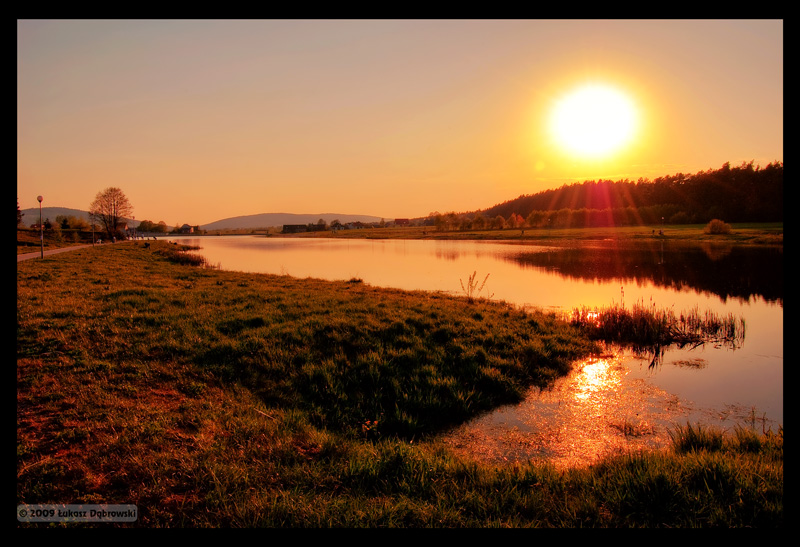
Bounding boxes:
[17,187,196,240]
[18,160,782,239]
[472,161,782,229]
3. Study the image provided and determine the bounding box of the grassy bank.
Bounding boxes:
[17,242,782,527]
[278,222,783,246]
[20,222,781,254]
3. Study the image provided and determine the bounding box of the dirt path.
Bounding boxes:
[17,243,105,262]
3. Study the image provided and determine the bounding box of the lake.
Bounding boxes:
[166,234,783,467]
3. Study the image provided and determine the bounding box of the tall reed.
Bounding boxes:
[570,298,745,364]
[459,271,493,303]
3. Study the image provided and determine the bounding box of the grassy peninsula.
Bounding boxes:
[17,241,782,527]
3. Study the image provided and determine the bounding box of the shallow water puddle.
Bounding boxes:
[440,352,691,470]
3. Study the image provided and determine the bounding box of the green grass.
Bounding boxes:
[17,241,782,527]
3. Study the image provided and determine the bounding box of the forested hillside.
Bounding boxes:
[478,161,782,228]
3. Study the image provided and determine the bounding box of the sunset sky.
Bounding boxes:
[17,19,783,226]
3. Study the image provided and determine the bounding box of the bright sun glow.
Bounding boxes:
[550,83,638,158]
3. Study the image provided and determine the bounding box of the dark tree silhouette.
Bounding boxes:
[89,187,134,240]
[479,161,782,226]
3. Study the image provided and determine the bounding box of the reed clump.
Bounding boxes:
[153,242,212,268]
[570,298,745,358]
[459,271,493,303]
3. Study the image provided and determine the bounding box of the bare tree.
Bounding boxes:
[89,187,133,240]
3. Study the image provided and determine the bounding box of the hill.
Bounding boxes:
[18,208,385,231]
[199,213,385,231]
[476,161,783,226]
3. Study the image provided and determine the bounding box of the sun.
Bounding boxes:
[549,83,638,159]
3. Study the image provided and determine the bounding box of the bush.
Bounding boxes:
[704,219,731,234]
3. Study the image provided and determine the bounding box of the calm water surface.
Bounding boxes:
[167,235,783,468]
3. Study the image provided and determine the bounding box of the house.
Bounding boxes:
[178,224,194,234]
[282,223,327,234]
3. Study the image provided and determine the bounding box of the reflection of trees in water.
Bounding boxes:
[698,242,734,261]
[434,250,462,261]
[504,242,782,304]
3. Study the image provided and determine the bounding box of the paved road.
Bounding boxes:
[17,244,96,262]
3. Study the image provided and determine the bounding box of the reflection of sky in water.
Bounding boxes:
[169,235,782,467]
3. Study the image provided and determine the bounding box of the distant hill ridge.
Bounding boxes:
[200,212,385,231]
[19,208,386,231]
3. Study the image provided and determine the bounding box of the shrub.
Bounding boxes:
[704,219,731,234]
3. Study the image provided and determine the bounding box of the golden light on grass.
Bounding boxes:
[549,82,639,159]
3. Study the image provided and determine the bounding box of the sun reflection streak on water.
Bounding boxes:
[574,358,620,402]
[441,352,687,470]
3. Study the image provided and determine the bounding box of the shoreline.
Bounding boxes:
[194,222,783,246]
[19,222,783,255]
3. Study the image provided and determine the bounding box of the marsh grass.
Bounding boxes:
[16,242,781,527]
[570,298,746,367]
[459,271,494,303]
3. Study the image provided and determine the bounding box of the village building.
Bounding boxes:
[281,224,326,234]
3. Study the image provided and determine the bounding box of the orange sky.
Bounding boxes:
[17,19,783,226]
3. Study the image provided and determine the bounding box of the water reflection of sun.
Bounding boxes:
[440,351,688,470]
[574,357,621,402]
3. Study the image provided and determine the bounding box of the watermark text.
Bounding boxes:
[18,504,138,523]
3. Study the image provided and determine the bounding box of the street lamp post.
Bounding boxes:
[37,195,43,258]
